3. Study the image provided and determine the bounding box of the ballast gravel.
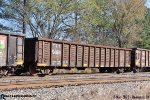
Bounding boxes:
[1,81,150,100]
[1,72,150,83]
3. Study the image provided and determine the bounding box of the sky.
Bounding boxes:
[146,0,150,8]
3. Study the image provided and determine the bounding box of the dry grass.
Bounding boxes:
[53,68,99,74]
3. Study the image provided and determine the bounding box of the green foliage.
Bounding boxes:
[111,0,146,47]
[140,8,150,49]
[79,0,113,44]
[0,0,148,48]
[140,34,150,49]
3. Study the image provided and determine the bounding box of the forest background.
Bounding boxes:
[0,0,150,49]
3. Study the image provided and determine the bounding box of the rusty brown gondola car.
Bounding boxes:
[0,31,25,76]
[0,31,150,77]
[131,48,150,72]
[24,37,132,74]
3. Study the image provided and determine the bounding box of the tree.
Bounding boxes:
[0,0,13,31]
[0,0,147,47]
[111,0,146,47]
[79,0,113,45]
[0,0,76,39]
[139,8,150,49]
[0,0,26,32]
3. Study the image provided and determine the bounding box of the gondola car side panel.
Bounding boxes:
[0,35,7,66]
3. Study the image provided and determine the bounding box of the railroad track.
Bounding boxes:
[0,73,113,83]
[1,72,150,83]
[1,74,150,90]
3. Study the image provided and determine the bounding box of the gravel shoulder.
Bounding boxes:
[1,72,150,83]
[1,81,150,100]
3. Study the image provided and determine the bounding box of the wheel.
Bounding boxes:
[139,68,143,72]
[14,69,22,76]
[37,68,46,77]
[0,69,3,78]
[133,69,138,73]
[49,69,54,74]
[116,70,120,74]
[99,68,105,73]
[29,65,37,76]
[132,67,139,73]
[40,69,44,74]
[116,68,124,74]
[133,68,139,73]
[133,69,137,73]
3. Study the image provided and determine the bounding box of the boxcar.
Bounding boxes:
[0,31,25,76]
[131,48,150,72]
[24,37,132,74]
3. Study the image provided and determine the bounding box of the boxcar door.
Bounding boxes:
[0,35,7,66]
[8,36,17,66]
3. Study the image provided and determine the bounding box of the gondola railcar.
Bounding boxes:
[0,31,25,76]
[131,48,150,72]
[24,37,132,75]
